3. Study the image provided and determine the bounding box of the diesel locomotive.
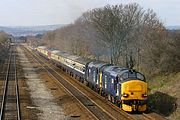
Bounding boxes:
[36,46,148,112]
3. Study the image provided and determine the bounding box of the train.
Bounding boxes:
[35,46,148,112]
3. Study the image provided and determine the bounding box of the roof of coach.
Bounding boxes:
[48,48,57,51]
[51,50,61,54]
[58,52,78,60]
[37,46,54,52]
[37,46,47,49]
[53,51,90,65]
[74,57,92,65]
[68,55,80,60]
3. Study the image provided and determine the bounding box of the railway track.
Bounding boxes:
[0,46,21,120]
[23,47,132,120]
[23,45,167,120]
[23,47,118,119]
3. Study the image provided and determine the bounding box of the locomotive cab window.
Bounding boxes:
[122,72,128,79]
[121,71,146,81]
[137,72,145,81]
[128,71,136,78]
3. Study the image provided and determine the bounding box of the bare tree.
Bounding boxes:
[40,3,180,76]
[0,32,9,50]
[82,3,164,68]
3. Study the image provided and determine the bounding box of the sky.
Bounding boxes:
[0,0,179,26]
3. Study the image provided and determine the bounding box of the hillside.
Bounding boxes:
[148,73,180,120]
[0,24,65,36]
[166,26,180,30]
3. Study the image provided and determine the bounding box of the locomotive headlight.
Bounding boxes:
[142,94,148,97]
[123,93,129,97]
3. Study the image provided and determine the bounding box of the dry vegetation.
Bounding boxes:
[32,3,180,76]
[0,32,9,48]
[0,32,9,58]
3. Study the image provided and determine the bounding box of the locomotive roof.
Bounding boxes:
[88,61,108,68]
[103,66,119,71]
[104,66,129,77]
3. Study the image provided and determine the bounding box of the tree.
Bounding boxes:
[82,3,163,67]
[0,32,9,50]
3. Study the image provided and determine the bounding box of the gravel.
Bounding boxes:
[17,47,67,120]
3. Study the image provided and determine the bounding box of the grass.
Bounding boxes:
[147,72,180,120]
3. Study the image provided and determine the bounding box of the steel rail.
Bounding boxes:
[0,47,21,120]
[24,46,117,119]
[23,47,101,120]
[0,49,12,120]
[23,46,136,120]
[14,51,21,120]
[25,45,168,120]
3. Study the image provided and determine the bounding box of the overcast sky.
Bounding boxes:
[0,0,179,26]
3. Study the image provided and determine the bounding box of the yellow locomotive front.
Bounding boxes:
[119,71,147,112]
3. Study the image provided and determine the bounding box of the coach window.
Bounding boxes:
[113,80,117,90]
[89,69,91,74]
[93,71,96,82]
[111,78,114,84]
[96,77,99,84]
[114,79,117,91]
[116,84,119,96]
[105,75,107,89]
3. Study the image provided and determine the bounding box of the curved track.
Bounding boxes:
[23,47,131,120]
[24,45,167,120]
